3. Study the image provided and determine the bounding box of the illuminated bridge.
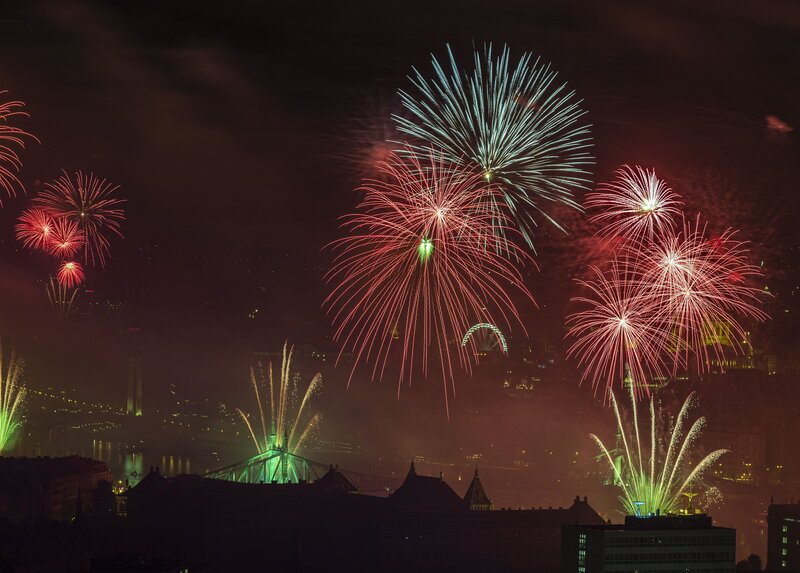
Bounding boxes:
[202,446,324,484]
[201,447,400,494]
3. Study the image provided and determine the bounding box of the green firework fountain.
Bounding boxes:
[591,383,728,516]
[0,344,25,455]
[236,342,322,483]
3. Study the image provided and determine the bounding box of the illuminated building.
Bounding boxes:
[562,514,735,573]
[126,357,143,416]
[767,502,800,570]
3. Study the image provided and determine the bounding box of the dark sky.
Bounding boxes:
[4,0,798,244]
[1,0,799,404]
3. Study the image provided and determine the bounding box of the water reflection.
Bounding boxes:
[160,454,191,477]
[123,451,144,487]
[90,440,193,487]
[12,435,197,489]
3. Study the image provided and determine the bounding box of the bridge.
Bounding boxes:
[201,445,325,484]
[201,445,401,494]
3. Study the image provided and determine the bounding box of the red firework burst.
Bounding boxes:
[0,92,37,204]
[566,261,672,399]
[34,171,124,266]
[325,147,535,413]
[570,164,770,394]
[586,166,683,241]
[45,218,86,259]
[57,261,85,289]
[15,208,54,250]
[567,214,769,394]
[634,216,768,372]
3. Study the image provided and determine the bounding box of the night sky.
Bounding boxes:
[1,0,799,407]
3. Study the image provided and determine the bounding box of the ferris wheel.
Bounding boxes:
[461,323,508,353]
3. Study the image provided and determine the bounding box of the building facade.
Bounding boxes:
[125,462,606,572]
[0,456,113,522]
[563,514,735,573]
[767,502,800,571]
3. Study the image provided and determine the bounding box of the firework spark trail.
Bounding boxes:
[245,364,268,451]
[569,167,769,389]
[46,277,79,320]
[325,147,534,414]
[586,166,682,242]
[0,344,25,454]
[16,170,124,320]
[45,218,86,259]
[15,209,54,251]
[394,44,592,248]
[566,262,673,399]
[591,386,728,516]
[57,261,85,289]
[34,170,125,267]
[697,486,724,512]
[632,216,769,372]
[0,92,37,204]
[236,343,322,458]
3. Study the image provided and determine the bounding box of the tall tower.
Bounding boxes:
[127,357,143,416]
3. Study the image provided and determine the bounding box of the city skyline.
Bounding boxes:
[0,1,798,567]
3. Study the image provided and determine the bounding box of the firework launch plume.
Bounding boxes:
[591,385,728,516]
[46,276,80,320]
[236,342,322,482]
[0,343,25,455]
[325,147,535,414]
[394,44,592,248]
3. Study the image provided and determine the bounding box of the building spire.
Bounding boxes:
[464,466,492,510]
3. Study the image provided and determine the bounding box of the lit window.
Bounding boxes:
[784,536,789,544]
[784,525,789,533]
